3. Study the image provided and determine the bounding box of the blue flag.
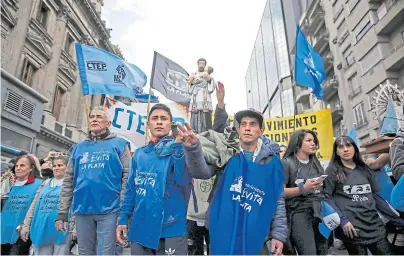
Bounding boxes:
[380,97,398,134]
[294,25,326,99]
[347,124,359,146]
[318,201,340,238]
[134,93,159,103]
[76,43,147,98]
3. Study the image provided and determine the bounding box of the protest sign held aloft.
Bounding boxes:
[104,98,189,151]
[225,109,334,160]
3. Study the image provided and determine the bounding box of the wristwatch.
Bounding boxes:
[298,183,307,196]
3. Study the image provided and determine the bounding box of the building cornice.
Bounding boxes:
[29,18,54,46]
[1,1,16,27]
[81,0,110,40]
[60,50,77,70]
[4,0,19,11]
[40,125,75,147]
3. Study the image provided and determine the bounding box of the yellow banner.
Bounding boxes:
[224,109,334,160]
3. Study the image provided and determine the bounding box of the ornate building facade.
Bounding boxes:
[1,0,122,158]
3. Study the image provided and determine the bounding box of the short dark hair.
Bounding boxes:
[148,104,173,122]
[197,58,207,65]
[207,66,214,74]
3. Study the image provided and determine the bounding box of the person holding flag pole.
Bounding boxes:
[56,43,145,255]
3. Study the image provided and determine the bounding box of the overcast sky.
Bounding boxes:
[102,0,267,114]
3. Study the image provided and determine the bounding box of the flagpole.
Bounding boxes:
[144,86,153,144]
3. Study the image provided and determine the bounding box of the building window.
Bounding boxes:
[360,45,381,74]
[355,16,372,42]
[347,0,360,14]
[64,34,74,56]
[52,86,65,121]
[348,73,361,98]
[21,58,38,87]
[345,51,356,67]
[37,1,49,29]
[354,102,367,127]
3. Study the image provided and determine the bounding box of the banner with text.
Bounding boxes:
[226,109,334,160]
[105,99,189,151]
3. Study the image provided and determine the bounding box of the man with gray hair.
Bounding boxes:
[56,106,131,255]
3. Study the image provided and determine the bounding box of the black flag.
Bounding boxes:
[150,51,191,108]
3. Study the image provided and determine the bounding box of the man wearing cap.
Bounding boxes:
[179,109,287,255]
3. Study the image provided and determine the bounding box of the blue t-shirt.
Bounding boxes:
[243,151,254,162]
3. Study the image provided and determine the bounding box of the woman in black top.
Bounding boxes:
[323,136,391,255]
[282,129,328,255]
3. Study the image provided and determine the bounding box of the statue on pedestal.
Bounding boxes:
[186,58,216,133]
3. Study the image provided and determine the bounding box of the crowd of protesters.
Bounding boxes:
[1,80,403,256]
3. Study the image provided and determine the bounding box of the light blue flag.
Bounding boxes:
[134,93,159,103]
[76,43,147,98]
[347,125,359,146]
[294,25,326,99]
[318,201,340,239]
[380,97,398,134]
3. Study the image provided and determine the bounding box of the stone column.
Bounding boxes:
[42,6,69,114]
[91,94,103,108]
[66,78,81,128]
[3,1,35,76]
[58,87,71,124]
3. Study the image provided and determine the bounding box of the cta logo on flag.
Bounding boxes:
[76,43,147,99]
[319,201,340,238]
[150,51,191,108]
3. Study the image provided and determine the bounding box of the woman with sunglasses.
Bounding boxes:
[323,136,391,255]
[0,155,43,255]
[282,129,328,255]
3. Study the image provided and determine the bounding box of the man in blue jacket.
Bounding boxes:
[56,106,131,255]
[116,104,208,255]
[182,109,288,255]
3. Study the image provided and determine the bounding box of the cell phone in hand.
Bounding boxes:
[171,125,178,138]
[314,175,328,182]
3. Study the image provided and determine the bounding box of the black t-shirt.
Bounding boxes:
[282,156,325,211]
[324,165,385,244]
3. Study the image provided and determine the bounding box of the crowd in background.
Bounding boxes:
[0,80,403,256]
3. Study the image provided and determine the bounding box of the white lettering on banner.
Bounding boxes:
[229,176,265,213]
[106,101,189,151]
[166,86,192,98]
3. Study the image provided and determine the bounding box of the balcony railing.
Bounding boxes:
[384,39,404,60]
[377,0,398,20]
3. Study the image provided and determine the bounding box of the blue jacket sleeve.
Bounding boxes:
[184,141,216,179]
[172,143,188,186]
[391,175,404,212]
[118,155,137,225]
[270,192,288,243]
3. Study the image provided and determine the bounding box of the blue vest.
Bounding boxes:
[30,179,68,247]
[71,137,128,214]
[1,178,42,244]
[127,142,191,249]
[375,167,394,204]
[210,153,284,255]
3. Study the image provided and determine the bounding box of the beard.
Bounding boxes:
[198,66,205,72]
